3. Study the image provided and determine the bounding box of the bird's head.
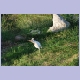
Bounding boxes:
[27,38,34,43]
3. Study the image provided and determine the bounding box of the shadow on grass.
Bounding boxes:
[1,42,36,65]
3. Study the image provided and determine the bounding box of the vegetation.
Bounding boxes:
[1,14,79,66]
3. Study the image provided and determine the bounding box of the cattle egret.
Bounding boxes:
[28,38,42,53]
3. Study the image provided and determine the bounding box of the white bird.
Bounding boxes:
[28,38,42,53]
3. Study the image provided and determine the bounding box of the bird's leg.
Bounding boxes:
[39,49,40,53]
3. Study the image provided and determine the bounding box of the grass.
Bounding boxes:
[1,14,79,66]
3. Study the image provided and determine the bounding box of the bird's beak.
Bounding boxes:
[27,40,31,42]
[27,40,30,41]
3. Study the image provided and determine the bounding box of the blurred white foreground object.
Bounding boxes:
[28,38,42,53]
[47,14,70,32]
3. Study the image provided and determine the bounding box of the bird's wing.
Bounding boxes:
[34,41,42,48]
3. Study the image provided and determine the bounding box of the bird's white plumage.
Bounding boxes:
[33,40,42,49]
